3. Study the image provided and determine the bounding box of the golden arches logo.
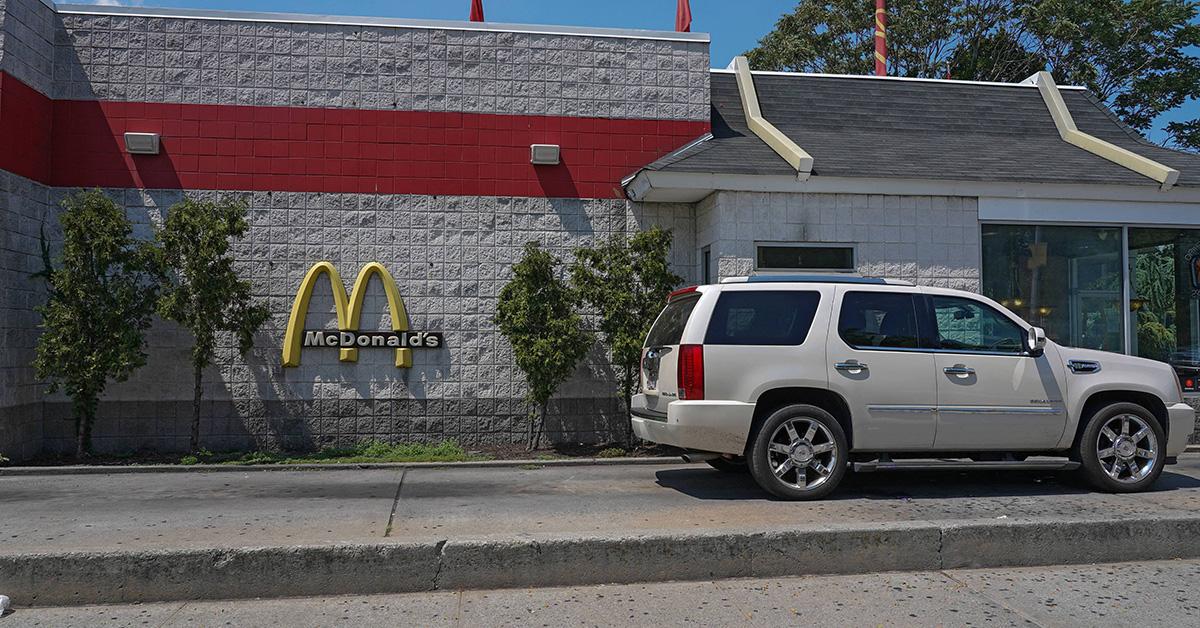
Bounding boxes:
[282,261,414,368]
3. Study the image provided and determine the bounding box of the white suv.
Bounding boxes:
[632,275,1195,500]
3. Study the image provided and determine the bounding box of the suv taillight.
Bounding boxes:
[678,344,704,400]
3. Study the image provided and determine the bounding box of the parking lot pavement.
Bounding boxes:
[8,558,1200,627]
[3,455,1200,554]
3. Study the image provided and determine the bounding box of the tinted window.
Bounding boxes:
[705,291,821,345]
[645,295,700,347]
[839,292,920,349]
[930,295,1025,354]
[756,245,855,271]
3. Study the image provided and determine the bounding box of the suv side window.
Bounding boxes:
[929,295,1025,354]
[838,291,920,349]
[704,291,821,345]
[645,294,700,347]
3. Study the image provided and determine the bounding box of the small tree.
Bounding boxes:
[495,243,593,450]
[571,226,682,443]
[156,197,270,452]
[33,190,159,457]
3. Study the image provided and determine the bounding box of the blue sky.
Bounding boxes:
[85,0,1195,144]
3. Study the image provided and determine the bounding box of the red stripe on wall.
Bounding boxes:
[0,72,708,198]
[0,73,54,183]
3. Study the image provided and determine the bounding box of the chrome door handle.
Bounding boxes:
[835,361,868,371]
[943,365,975,376]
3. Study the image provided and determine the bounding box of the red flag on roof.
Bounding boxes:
[470,0,484,22]
[675,0,692,32]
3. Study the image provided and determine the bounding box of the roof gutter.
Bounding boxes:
[731,56,814,181]
[1026,71,1179,191]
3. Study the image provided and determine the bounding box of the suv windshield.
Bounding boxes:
[645,294,700,347]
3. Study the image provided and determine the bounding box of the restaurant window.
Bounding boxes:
[981,225,1124,353]
[756,243,855,273]
[1129,228,1200,392]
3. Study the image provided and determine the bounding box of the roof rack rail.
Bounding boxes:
[721,274,915,286]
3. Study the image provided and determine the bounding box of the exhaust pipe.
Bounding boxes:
[680,451,721,463]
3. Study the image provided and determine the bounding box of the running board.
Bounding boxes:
[852,459,1080,473]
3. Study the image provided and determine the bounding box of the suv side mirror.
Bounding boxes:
[1027,326,1047,357]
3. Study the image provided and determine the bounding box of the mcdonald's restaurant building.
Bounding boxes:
[1,1,1199,459]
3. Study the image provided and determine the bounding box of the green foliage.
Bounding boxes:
[494,242,593,450]
[1137,310,1177,362]
[156,197,270,452]
[179,439,479,465]
[596,447,627,458]
[0,452,10,466]
[746,1,1200,149]
[33,189,159,457]
[571,226,683,440]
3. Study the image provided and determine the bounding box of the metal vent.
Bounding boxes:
[123,132,161,155]
[530,144,560,165]
[1067,360,1102,374]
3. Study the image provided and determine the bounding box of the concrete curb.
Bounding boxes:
[0,456,688,476]
[5,515,1200,607]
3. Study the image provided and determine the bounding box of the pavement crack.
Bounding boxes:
[432,539,448,591]
[936,525,945,570]
[383,469,407,538]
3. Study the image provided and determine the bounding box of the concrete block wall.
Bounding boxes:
[0,170,51,460]
[28,190,696,455]
[52,7,710,120]
[0,0,54,94]
[698,191,981,290]
[0,3,711,457]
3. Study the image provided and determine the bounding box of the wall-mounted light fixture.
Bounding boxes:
[530,144,560,165]
[124,132,161,155]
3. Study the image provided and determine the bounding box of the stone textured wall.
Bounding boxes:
[698,191,981,289]
[52,9,710,120]
[29,190,695,455]
[0,170,51,460]
[0,0,54,94]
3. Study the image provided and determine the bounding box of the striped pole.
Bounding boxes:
[874,0,887,76]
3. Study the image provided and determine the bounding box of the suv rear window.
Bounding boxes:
[645,294,700,347]
[839,292,920,349]
[704,291,821,346]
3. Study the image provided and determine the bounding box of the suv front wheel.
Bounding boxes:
[748,404,848,500]
[1076,402,1165,492]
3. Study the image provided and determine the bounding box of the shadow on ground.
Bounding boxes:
[654,466,1200,501]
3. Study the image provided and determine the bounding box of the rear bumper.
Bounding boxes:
[1167,402,1196,457]
[630,394,756,455]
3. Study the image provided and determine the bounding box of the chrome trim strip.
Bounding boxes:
[867,405,937,414]
[53,4,711,42]
[938,406,1064,416]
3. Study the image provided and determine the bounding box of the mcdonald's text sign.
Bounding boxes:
[282,261,442,368]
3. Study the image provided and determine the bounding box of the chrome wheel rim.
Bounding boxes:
[1096,414,1157,484]
[766,417,837,491]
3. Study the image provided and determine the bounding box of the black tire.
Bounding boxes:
[748,404,848,500]
[706,456,750,473]
[1075,402,1166,493]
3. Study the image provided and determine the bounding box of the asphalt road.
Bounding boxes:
[7,558,1200,627]
[3,455,1200,554]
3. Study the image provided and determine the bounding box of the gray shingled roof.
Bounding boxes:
[641,72,1200,187]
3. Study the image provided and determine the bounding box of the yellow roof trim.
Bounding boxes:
[731,56,814,180]
[1030,71,1179,191]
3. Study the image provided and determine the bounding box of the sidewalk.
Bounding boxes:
[3,456,1200,606]
[11,559,1200,627]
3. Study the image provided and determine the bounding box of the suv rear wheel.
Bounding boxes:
[1075,402,1165,493]
[748,404,848,500]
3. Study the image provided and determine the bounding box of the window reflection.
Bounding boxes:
[981,225,1124,353]
[1129,228,1200,392]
